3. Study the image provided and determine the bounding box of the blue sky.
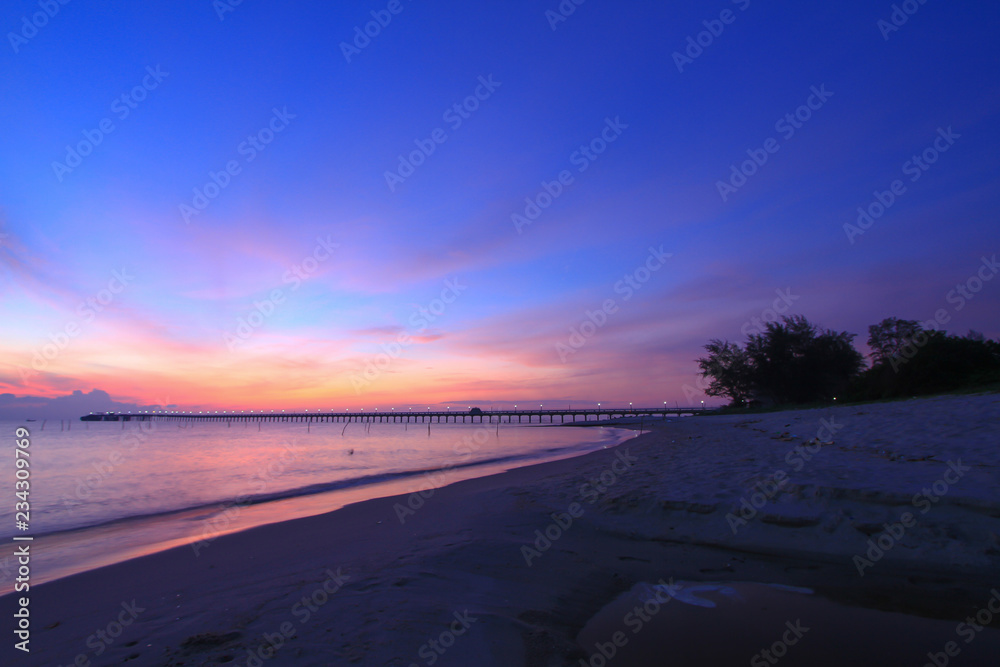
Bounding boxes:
[1,0,998,410]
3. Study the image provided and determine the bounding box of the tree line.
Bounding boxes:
[697,315,1000,407]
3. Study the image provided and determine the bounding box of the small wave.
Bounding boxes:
[8,433,629,541]
[642,580,814,609]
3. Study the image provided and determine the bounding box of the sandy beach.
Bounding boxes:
[6,392,1000,666]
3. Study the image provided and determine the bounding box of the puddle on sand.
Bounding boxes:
[576,580,1000,666]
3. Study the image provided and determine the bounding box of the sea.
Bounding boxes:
[0,418,633,594]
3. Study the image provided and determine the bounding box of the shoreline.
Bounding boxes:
[0,426,634,596]
[5,393,1000,665]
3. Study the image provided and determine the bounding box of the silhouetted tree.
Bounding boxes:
[867,317,923,367]
[853,327,1000,399]
[696,340,754,405]
[700,315,999,406]
[745,316,863,404]
[697,315,864,406]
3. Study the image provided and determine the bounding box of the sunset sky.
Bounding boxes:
[1,0,998,413]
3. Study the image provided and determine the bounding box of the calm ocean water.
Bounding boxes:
[0,419,631,592]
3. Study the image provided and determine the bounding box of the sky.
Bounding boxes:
[1,0,998,415]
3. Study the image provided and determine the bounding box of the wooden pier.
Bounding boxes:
[80,407,711,424]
